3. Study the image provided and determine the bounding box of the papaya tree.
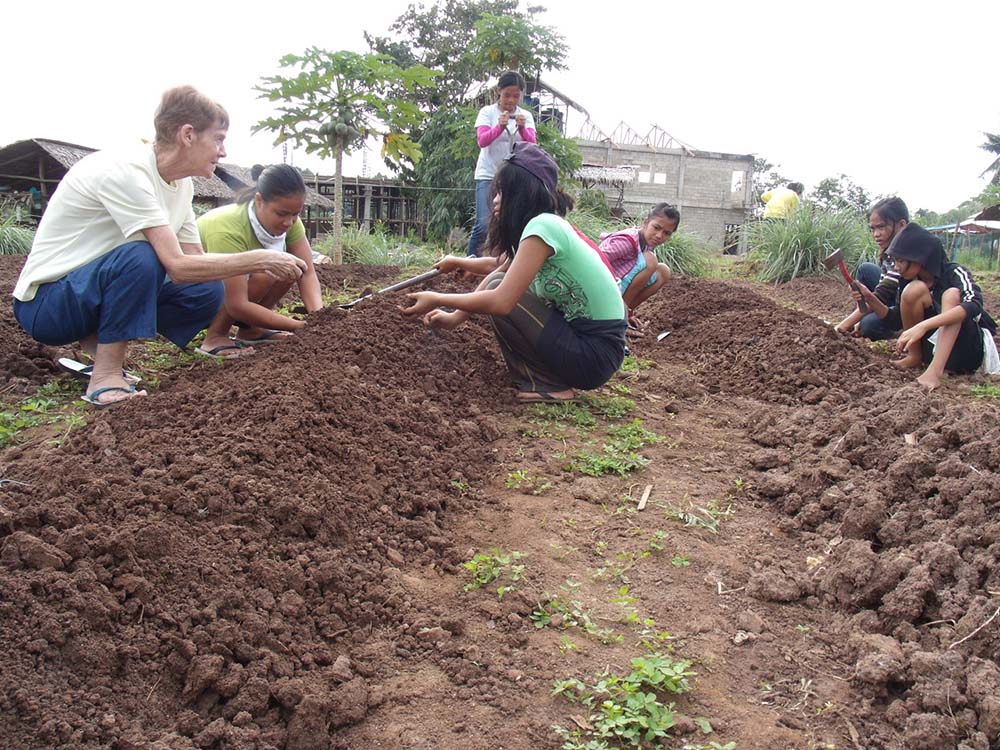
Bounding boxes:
[254,48,439,263]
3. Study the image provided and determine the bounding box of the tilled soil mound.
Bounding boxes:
[3,256,999,750]
[645,278,1000,750]
[0,279,510,750]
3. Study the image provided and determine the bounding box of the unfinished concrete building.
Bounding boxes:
[574,123,754,252]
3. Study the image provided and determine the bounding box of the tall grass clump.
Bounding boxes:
[746,204,877,283]
[656,232,712,278]
[314,225,439,269]
[567,206,712,278]
[0,216,35,255]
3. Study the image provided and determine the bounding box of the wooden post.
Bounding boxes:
[38,155,48,198]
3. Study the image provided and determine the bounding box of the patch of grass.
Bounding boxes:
[746,205,877,283]
[462,549,526,598]
[0,394,85,449]
[505,469,554,495]
[971,383,1000,403]
[0,215,34,255]
[527,401,598,431]
[619,354,653,373]
[551,653,695,749]
[656,231,712,278]
[324,224,440,269]
[570,420,659,478]
[582,394,634,420]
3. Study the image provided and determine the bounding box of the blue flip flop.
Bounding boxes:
[194,341,251,358]
[81,385,139,409]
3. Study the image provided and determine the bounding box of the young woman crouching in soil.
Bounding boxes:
[599,204,678,334]
[853,223,998,390]
[401,144,627,404]
[196,164,323,358]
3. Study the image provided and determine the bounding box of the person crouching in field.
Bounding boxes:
[401,144,627,404]
[599,204,677,334]
[853,223,998,389]
[11,86,304,407]
[196,164,324,358]
[835,196,908,339]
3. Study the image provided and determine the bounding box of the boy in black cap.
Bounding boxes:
[854,223,997,389]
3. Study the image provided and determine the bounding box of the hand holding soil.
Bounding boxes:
[893,323,928,370]
[247,249,306,281]
[400,290,443,317]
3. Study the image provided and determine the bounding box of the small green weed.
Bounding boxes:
[462,549,526,597]
[609,383,632,396]
[0,395,72,449]
[971,384,1000,403]
[583,394,635,420]
[528,401,598,430]
[551,653,695,749]
[671,554,691,567]
[532,590,623,645]
[666,500,732,535]
[619,354,653,373]
[505,469,554,495]
[570,420,659,477]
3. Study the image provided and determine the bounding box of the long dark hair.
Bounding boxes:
[869,196,909,223]
[236,163,306,205]
[485,162,556,257]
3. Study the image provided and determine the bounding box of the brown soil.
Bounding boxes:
[2,255,999,750]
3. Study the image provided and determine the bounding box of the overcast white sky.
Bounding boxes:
[2,0,996,212]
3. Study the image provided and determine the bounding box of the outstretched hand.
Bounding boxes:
[400,291,441,318]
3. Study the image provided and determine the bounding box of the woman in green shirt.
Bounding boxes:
[196,164,323,357]
[401,144,627,403]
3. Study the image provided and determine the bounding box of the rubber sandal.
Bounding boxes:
[58,357,142,385]
[195,342,252,359]
[515,391,578,405]
[233,330,293,345]
[81,385,140,410]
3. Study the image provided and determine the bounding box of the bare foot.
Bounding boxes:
[198,335,255,359]
[892,355,922,369]
[916,371,941,390]
[236,327,294,343]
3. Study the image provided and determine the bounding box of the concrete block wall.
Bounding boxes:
[576,140,753,248]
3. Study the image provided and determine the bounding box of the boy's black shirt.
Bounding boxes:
[884,262,997,335]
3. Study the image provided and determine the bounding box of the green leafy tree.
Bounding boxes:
[980,131,1000,185]
[367,0,577,242]
[913,197,987,228]
[468,12,567,78]
[979,183,1000,207]
[808,174,875,215]
[752,156,790,198]
[254,48,439,263]
[367,0,523,108]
